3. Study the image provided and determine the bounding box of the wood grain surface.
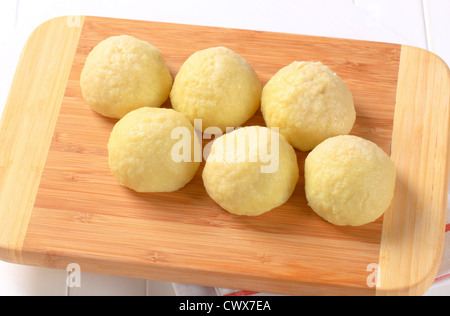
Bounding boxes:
[378,45,450,296]
[0,16,448,296]
[0,16,85,264]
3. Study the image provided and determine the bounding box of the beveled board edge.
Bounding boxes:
[377,45,450,296]
[0,16,85,264]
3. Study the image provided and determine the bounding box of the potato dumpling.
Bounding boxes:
[202,126,299,216]
[262,61,356,151]
[170,47,262,132]
[81,35,172,119]
[108,107,200,193]
[304,135,396,226]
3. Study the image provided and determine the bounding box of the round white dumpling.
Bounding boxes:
[202,126,299,216]
[262,61,356,151]
[170,47,262,132]
[304,135,396,226]
[81,35,172,119]
[108,107,200,192]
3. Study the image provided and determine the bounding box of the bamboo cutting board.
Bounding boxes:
[1,16,449,296]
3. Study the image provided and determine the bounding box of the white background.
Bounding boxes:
[0,0,449,296]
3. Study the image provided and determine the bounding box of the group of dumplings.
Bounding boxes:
[80,35,396,227]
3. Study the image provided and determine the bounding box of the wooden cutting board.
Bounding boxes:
[1,16,449,296]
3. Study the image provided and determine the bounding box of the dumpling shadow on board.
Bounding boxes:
[350,109,394,156]
[339,69,395,156]
[88,108,119,126]
[216,169,383,245]
[122,175,217,225]
[118,135,218,225]
[230,107,389,241]
[197,137,305,233]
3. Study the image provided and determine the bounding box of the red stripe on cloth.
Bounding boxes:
[435,273,450,282]
[446,223,450,232]
[224,290,260,296]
